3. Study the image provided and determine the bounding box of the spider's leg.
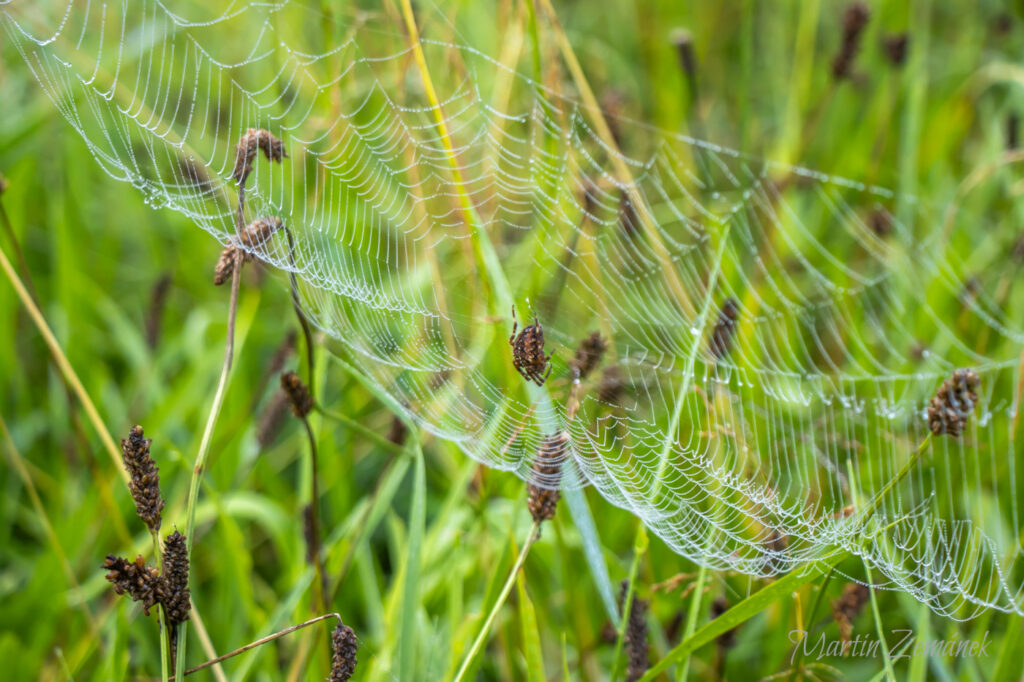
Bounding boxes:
[542,365,552,384]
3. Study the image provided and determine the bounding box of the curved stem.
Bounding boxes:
[302,415,328,615]
[175,261,242,681]
[184,613,342,676]
[0,241,127,482]
[453,520,541,682]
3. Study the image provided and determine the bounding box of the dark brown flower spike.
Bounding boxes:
[161,530,191,627]
[527,432,569,527]
[103,554,162,615]
[617,580,650,682]
[598,366,626,405]
[231,128,288,184]
[178,157,213,192]
[120,425,164,533]
[387,415,408,447]
[832,2,871,80]
[281,370,314,418]
[832,582,870,647]
[709,298,740,360]
[882,33,909,67]
[570,332,607,380]
[257,391,291,448]
[710,596,739,649]
[927,369,980,438]
[145,274,172,349]
[329,621,359,682]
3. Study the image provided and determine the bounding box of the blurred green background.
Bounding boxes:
[2,0,1024,680]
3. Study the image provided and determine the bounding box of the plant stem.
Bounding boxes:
[0,240,127,483]
[176,260,242,681]
[153,533,169,682]
[0,201,40,303]
[283,226,327,620]
[315,405,407,455]
[184,613,342,676]
[608,526,647,682]
[453,520,541,682]
[302,416,329,615]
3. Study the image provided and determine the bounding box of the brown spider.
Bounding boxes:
[509,305,552,386]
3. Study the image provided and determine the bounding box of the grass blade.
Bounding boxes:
[398,440,426,681]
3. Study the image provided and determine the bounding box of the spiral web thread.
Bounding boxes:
[4,0,1024,619]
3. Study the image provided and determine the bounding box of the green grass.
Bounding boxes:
[3,0,1024,680]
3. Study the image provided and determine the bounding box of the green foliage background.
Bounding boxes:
[2,0,1024,680]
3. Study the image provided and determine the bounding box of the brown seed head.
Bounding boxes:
[927,369,980,438]
[832,2,871,79]
[161,530,191,626]
[257,391,291,448]
[103,554,162,615]
[527,432,569,527]
[329,621,359,682]
[120,425,164,533]
[882,33,909,67]
[832,582,870,647]
[281,370,314,418]
[710,596,739,649]
[869,209,892,238]
[1013,233,1024,262]
[231,129,288,184]
[240,216,283,249]
[145,274,172,349]
[598,366,626,405]
[619,189,639,238]
[617,580,650,682]
[571,332,607,380]
[178,157,213,192]
[709,298,740,360]
[387,415,409,447]
[671,29,697,86]
[213,246,240,286]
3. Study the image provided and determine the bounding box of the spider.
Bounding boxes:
[509,305,552,386]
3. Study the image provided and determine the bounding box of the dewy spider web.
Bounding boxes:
[4,0,1023,619]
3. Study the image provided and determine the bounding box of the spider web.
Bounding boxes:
[4,0,1024,619]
